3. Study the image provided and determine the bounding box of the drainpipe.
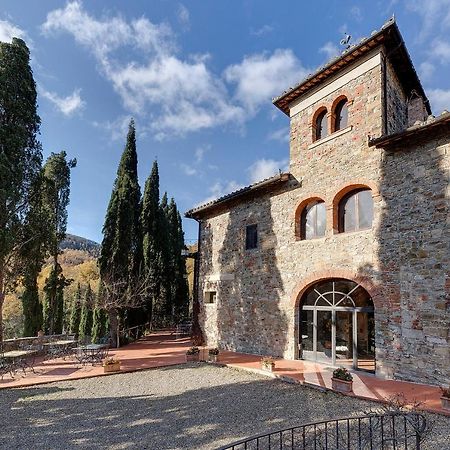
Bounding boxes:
[191,218,204,345]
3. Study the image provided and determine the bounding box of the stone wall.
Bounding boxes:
[195,48,450,386]
[385,58,408,134]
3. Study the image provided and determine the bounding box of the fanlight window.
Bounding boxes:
[301,201,326,239]
[334,98,348,131]
[339,189,373,232]
[314,109,328,141]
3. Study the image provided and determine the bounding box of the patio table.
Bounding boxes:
[2,349,38,359]
[74,344,108,365]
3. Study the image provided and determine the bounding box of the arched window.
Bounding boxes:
[339,189,373,232]
[301,201,326,239]
[333,98,348,131]
[314,109,328,141]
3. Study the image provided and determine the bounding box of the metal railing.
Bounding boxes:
[118,322,150,346]
[218,412,428,450]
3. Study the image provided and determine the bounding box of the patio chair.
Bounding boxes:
[0,356,15,380]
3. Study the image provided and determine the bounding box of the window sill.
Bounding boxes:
[309,125,353,149]
[333,227,372,237]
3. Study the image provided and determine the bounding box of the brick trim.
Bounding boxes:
[311,105,328,142]
[294,194,326,239]
[330,94,350,133]
[331,181,380,233]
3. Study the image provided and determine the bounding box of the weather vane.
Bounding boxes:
[340,33,352,49]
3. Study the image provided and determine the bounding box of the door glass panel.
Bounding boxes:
[335,311,353,367]
[300,309,314,360]
[316,311,332,363]
[357,311,376,371]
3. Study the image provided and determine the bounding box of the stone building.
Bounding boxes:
[186,19,450,386]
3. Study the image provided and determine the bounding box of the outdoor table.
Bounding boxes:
[43,339,77,347]
[74,344,107,365]
[2,349,38,360]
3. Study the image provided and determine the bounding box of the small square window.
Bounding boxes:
[204,291,216,304]
[245,224,258,250]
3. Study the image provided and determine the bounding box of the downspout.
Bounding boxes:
[191,217,204,345]
[382,51,388,135]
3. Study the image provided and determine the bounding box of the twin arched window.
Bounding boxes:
[299,187,373,240]
[313,97,349,142]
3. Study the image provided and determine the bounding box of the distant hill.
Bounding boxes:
[60,234,101,257]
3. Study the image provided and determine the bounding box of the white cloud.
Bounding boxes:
[195,145,210,163]
[350,6,363,22]
[224,49,308,113]
[406,0,450,41]
[419,61,435,81]
[250,25,274,37]
[319,41,340,61]
[428,88,450,114]
[247,158,288,184]
[92,115,133,141]
[180,163,197,176]
[0,19,27,43]
[267,127,289,143]
[177,4,190,30]
[40,87,85,116]
[199,180,242,205]
[42,1,246,139]
[431,39,450,64]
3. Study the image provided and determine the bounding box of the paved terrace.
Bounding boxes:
[0,331,447,416]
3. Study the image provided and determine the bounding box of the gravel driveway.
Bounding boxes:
[0,364,448,449]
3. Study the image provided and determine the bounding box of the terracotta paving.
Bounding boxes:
[0,331,190,389]
[1,331,448,417]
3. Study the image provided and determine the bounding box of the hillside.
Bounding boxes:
[60,233,101,257]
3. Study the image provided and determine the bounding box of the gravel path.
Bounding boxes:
[0,364,448,449]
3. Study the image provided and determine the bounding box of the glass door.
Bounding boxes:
[316,310,332,364]
[335,311,354,368]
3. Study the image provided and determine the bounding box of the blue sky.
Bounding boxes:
[1,1,449,243]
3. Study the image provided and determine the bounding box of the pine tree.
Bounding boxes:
[41,151,76,334]
[0,38,42,340]
[69,283,82,334]
[78,284,94,342]
[91,307,108,343]
[99,119,142,344]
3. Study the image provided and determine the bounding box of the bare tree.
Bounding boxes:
[97,272,150,347]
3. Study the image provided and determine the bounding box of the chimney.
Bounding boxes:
[407,90,428,127]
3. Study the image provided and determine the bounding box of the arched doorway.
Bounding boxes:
[299,279,375,372]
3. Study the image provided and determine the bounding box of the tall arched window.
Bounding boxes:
[301,201,326,239]
[333,98,348,131]
[339,189,373,232]
[314,109,328,141]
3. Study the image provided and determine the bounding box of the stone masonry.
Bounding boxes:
[188,24,450,386]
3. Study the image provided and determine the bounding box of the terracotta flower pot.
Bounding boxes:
[208,354,219,363]
[262,363,275,373]
[332,377,353,393]
[186,353,200,362]
[441,396,450,411]
[103,362,120,373]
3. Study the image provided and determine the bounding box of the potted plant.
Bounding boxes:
[186,346,200,362]
[440,386,450,411]
[103,357,121,373]
[208,347,220,363]
[261,356,276,372]
[332,367,353,393]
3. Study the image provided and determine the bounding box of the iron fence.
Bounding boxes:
[218,412,428,450]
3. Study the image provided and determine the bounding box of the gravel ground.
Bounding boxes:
[0,364,448,449]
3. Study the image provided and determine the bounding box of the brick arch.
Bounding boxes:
[332,181,380,233]
[291,268,382,311]
[310,105,328,142]
[294,194,326,240]
[330,94,350,132]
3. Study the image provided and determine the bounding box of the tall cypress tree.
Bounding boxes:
[0,38,42,341]
[78,284,94,342]
[99,119,142,344]
[41,151,76,334]
[69,282,82,334]
[141,161,166,326]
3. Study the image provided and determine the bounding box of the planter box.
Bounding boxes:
[103,362,120,373]
[186,353,200,362]
[208,354,219,363]
[441,397,450,411]
[261,363,275,373]
[332,377,353,393]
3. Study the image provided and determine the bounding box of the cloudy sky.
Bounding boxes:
[1,0,450,243]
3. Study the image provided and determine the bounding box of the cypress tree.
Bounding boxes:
[69,283,82,334]
[78,284,94,342]
[91,306,108,343]
[41,151,76,334]
[0,38,42,340]
[99,119,142,344]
